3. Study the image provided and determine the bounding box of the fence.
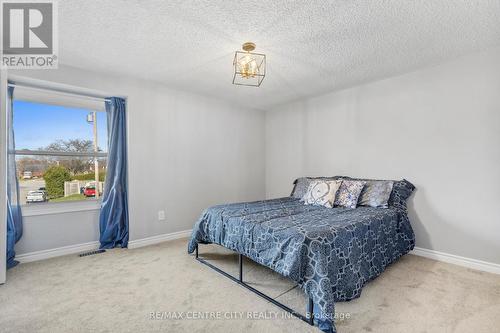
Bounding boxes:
[64,180,105,197]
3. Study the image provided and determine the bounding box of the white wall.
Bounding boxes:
[8,48,500,267]
[266,48,500,265]
[10,65,265,255]
[15,210,100,254]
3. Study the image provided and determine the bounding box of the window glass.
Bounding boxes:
[14,100,107,152]
[13,100,108,205]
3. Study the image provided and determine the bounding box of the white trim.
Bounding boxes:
[128,229,192,249]
[7,74,125,100]
[11,76,107,112]
[411,247,500,275]
[15,229,192,263]
[16,241,100,263]
[8,82,111,103]
[14,233,499,275]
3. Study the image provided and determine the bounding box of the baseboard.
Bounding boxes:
[127,229,192,249]
[16,229,193,263]
[16,241,100,263]
[20,232,497,275]
[411,247,500,275]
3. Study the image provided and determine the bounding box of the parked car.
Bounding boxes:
[22,171,32,179]
[83,186,97,197]
[26,190,47,203]
[37,188,47,197]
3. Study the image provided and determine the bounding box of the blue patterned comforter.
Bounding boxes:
[188,197,415,333]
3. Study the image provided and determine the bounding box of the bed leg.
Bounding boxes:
[195,246,312,326]
[308,297,314,325]
[238,254,243,282]
[195,244,199,259]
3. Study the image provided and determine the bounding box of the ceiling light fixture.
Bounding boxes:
[232,42,266,87]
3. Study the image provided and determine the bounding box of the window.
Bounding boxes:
[13,98,108,207]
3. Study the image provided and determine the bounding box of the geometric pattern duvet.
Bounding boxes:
[188,197,415,333]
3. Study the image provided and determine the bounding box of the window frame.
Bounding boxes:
[21,199,102,217]
[12,96,109,216]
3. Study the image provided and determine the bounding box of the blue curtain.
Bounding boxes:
[99,97,129,249]
[6,85,23,268]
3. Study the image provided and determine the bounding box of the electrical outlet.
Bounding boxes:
[158,210,166,221]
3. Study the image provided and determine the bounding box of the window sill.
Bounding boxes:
[21,200,101,217]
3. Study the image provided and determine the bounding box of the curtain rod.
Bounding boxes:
[7,82,112,103]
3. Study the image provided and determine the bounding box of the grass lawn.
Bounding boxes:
[50,194,87,202]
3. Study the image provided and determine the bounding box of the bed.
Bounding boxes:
[188,178,415,333]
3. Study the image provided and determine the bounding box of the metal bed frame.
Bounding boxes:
[194,243,315,326]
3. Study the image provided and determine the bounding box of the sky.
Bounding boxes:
[13,100,108,152]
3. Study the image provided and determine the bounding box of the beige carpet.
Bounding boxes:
[1,238,499,333]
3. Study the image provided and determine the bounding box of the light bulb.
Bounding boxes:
[239,53,257,78]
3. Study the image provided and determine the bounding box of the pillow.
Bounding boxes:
[334,180,366,208]
[358,180,394,208]
[291,176,340,199]
[336,176,415,209]
[302,179,342,208]
[388,179,415,209]
[291,177,313,199]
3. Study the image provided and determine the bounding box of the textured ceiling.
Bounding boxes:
[59,1,500,110]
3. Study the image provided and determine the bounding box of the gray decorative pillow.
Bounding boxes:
[291,178,313,199]
[291,176,340,199]
[358,180,394,208]
[334,180,366,208]
[302,180,342,208]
